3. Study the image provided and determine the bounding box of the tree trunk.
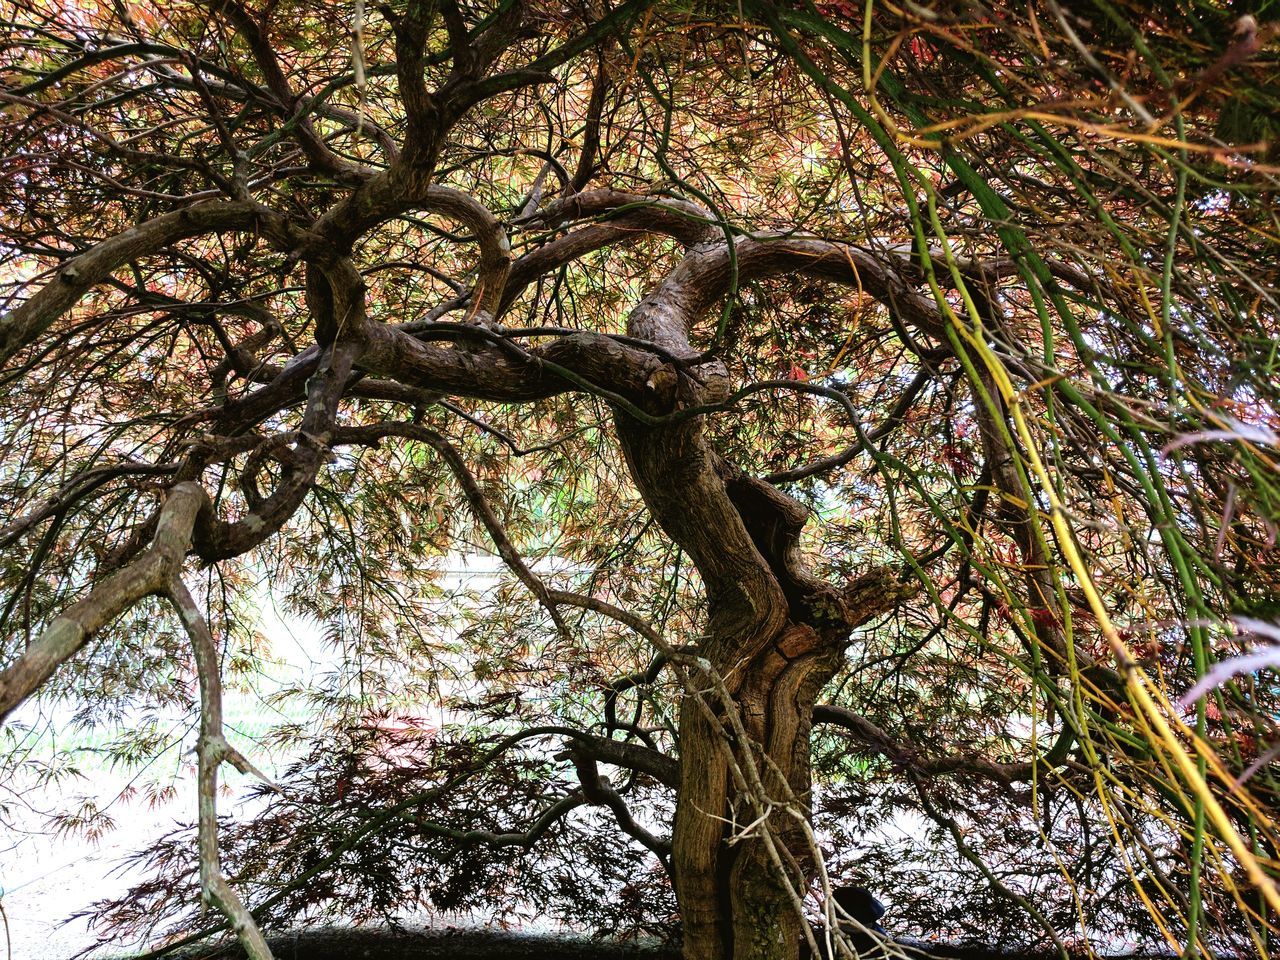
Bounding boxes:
[613,275,907,960]
[672,621,843,960]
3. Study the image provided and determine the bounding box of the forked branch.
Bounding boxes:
[0,482,209,723]
[167,576,274,960]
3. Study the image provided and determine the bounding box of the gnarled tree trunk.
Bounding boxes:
[616,363,908,960]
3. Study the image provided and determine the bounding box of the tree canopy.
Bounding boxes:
[1,2,1279,959]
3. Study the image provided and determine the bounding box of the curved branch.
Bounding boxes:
[0,460,181,549]
[0,200,282,367]
[635,233,947,349]
[195,334,361,561]
[500,193,722,313]
[812,704,1076,787]
[521,189,717,244]
[607,229,950,666]
[407,793,589,849]
[0,482,210,723]
[418,186,512,318]
[313,182,511,315]
[764,366,935,484]
[566,748,673,862]
[565,731,680,789]
[603,651,672,738]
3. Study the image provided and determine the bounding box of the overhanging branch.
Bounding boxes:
[0,482,209,723]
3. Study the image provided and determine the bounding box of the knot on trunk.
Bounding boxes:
[841,565,919,629]
[717,461,916,635]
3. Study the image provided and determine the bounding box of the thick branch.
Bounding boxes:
[197,334,361,561]
[0,201,281,367]
[566,749,672,861]
[358,323,672,406]
[637,233,947,346]
[565,731,680,789]
[392,0,442,159]
[0,482,209,723]
[522,190,716,244]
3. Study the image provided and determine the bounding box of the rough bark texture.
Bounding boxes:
[7,5,1274,958]
[0,24,933,954]
[0,205,924,960]
[608,244,914,960]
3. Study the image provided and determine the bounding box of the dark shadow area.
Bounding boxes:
[157,927,681,960]
[138,926,1170,960]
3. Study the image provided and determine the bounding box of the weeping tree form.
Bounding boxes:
[2,1,1280,959]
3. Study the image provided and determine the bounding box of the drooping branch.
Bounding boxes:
[407,792,590,849]
[0,200,284,367]
[968,369,1070,666]
[812,704,1077,788]
[167,576,275,960]
[332,421,569,638]
[0,460,182,549]
[568,56,611,193]
[69,284,368,577]
[0,481,209,723]
[565,748,673,863]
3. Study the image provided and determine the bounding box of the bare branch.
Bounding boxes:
[0,482,209,723]
[167,577,274,960]
[0,201,282,367]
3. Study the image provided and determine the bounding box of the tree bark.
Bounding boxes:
[0,482,210,722]
[602,231,920,960]
[615,412,906,960]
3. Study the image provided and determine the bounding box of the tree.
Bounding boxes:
[1,2,1279,959]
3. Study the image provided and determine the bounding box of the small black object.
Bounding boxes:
[833,885,887,933]
[801,885,891,959]
[833,885,889,957]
